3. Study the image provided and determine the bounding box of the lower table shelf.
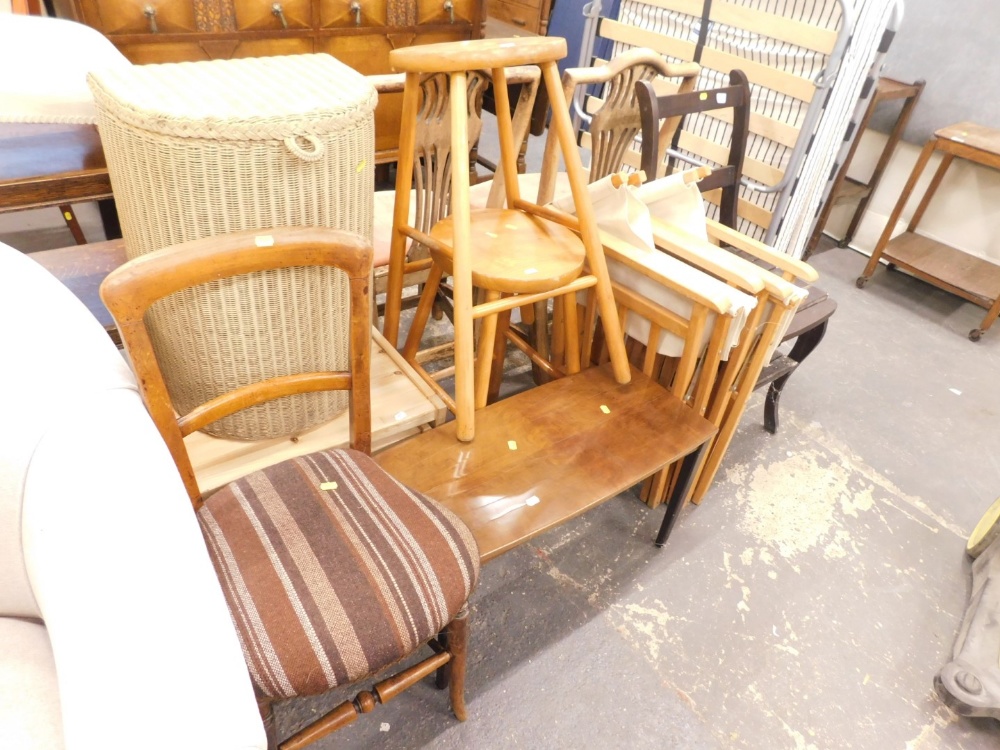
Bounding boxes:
[862,231,1000,308]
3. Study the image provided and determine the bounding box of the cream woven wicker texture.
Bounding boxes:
[88,54,376,440]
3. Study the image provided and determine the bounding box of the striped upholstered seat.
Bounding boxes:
[197,448,480,701]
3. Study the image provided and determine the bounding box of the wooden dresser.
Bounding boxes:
[485,0,552,34]
[65,0,486,157]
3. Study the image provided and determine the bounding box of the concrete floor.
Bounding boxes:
[6,187,1000,749]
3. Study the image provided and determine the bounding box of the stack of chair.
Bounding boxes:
[468,50,827,512]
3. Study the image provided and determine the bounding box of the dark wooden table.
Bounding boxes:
[0,122,120,240]
[376,364,717,561]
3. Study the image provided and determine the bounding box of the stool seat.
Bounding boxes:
[429,208,585,293]
[390,37,567,73]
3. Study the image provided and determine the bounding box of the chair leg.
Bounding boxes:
[446,607,470,722]
[764,319,829,434]
[475,290,502,408]
[487,305,512,403]
[402,264,445,361]
[98,198,122,240]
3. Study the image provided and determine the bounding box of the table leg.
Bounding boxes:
[859,138,937,284]
[98,199,122,240]
[655,442,708,548]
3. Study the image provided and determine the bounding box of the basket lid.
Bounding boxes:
[87,54,377,141]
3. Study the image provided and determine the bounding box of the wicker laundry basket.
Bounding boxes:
[89,54,376,440]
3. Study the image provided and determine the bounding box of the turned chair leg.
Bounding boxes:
[446,608,470,721]
[764,319,829,434]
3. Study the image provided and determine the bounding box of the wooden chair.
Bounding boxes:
[636,69,751,230]
[636,72,836,502]
[382,37,632,442]
[100,227,480,750]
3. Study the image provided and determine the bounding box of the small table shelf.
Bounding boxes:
[857,121,1000,341]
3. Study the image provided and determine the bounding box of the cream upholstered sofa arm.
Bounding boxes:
[0,243,265,749]
[22,392,266,750]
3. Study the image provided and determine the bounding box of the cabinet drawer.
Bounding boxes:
[486,0,540,33]
[417,0,477,25]
[82,0,197,35]
[319,0,387,28]
[114,36,313,64]
[233,0,311,30]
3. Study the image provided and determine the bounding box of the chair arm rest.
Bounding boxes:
[705,219,819,283]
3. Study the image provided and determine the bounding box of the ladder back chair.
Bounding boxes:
[636,69,751,229]
[382,36,632,442]
[100,227,480,750]
[536,47,701,206]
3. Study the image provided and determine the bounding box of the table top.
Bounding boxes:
[0,123,107,182]
[376,364,716,562]
[0,123,112,211]
[934,122,1000,157]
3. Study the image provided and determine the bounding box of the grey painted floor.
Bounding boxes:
[5,190,1000,749]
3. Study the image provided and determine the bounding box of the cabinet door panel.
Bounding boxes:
[319,0,387,28]
[486,0,540,33]
[230,37,314,56]
[115,41,210,63]
[322,31,467,156]
[89,0,197,34]
[233,0,311,29]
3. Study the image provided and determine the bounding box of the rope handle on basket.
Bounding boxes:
[284,135,326,162]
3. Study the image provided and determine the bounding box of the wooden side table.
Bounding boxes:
[804,76,924,258]
[857,122,1000,341]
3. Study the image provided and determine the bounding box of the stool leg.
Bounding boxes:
[384,72,422,348]
[490,66,522,208]
[448,70,476,442]
[487,305,512,403]
[540,60,630,385]
[562,290,580,375]
[402,264,445,362]
[475,290,502,408]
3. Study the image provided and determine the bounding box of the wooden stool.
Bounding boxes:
[382,37,631,442]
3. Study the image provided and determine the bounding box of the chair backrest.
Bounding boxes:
[407,70,490,241]
[100,227,373,508]
[636,69,751,229]
[536,48,701,205]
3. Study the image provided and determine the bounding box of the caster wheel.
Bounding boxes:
[856,276,869,289]
[970,329,983,342]
[968,497,1000,557]
[886,263,897,272]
